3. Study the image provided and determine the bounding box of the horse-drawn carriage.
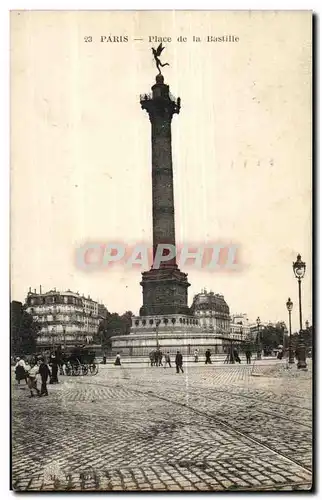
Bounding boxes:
[59,346,98,376]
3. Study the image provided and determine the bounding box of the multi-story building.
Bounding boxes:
[98,303,109,320]
[190,289,231,334]
[249,320,272,338]
[82,295,99,338]
[230,313,251,340]
[25,287,101,349]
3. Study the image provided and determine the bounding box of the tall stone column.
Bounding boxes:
[144,74,178,267]
[139,74,191,317]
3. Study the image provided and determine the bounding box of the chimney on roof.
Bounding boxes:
[34,289,36,293]
[40,285,42,294]
[29,287,31,293]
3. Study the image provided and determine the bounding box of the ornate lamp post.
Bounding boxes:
[256,317,261,359]
[292,254,307,369]
[286,298,294,364]
[51,327,56,352]
[155,318,161,349]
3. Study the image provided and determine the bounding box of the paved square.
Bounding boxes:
[11,360,312,491]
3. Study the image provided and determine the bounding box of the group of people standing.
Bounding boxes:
[14,354,59,398]
[148,349,184,373]
[147,348,254,368]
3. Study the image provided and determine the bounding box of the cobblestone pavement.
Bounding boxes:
[11,361,313,491]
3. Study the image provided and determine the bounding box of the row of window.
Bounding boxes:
[196,310,230,317]
[39,327,96,334]
[37,315,80,322]
[29,305,85,313]
[28,296,87,307]
[38,334,93,343]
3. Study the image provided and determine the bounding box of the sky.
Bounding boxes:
[11,10,312,330]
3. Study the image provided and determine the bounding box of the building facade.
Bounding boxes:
[25,288,101,349]
[98,303,109,320]
[190,289,231,334]
[230,313,251,340]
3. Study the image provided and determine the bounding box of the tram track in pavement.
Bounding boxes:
[186,385,312,410]
[83,364,312,411]
[75,375,312,476]
[133,379,312,412]
[74,367,312,425]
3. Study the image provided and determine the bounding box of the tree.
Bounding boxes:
[260,322,285,355]
[94,310,134,348]
[120,311,134,335]
[291,325,312,349]
[11,301,41,355]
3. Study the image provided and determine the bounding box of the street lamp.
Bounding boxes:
[256,317,261,359]
[292,254,307,369]
[286,298,294,364]
[155,318,161,349]
[51,327,55,352]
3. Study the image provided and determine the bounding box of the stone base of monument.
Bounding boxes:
[110,314,227,356]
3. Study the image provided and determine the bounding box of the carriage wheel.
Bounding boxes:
[72,358,81,376]
[72,365,79,376]
[82,364,88,376]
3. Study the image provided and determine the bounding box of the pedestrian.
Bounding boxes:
[103,355,107,365]
[149,351,155,367]
[163,352,171,368]
[26,361,40,397]
[38,358,51,397]
[194,349,199,362]
[175,351,184,374]
[114,352,121,366]
[49,355,59,384]
[205,349,212,364]
[155,349,162,366]
[14,357,28,385]
[233,349,241,364]
[158,350,163,366]
[245,350,252,364]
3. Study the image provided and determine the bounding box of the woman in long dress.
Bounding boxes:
[114,353,121,366]
[15,357,28,385]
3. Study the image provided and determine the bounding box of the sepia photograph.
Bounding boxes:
[10,10,312,492]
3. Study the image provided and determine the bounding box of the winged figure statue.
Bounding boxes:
[152,43,169,74]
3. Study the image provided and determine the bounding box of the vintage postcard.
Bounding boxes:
[10,10,312,492]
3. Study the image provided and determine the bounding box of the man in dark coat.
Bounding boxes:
[205,349,212,364]
[175,351,184,374]
[233,349,241,364]
[157,349,163,366]
[38,358,51,396]
[49,354,59,384]
[245,350,252,364]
